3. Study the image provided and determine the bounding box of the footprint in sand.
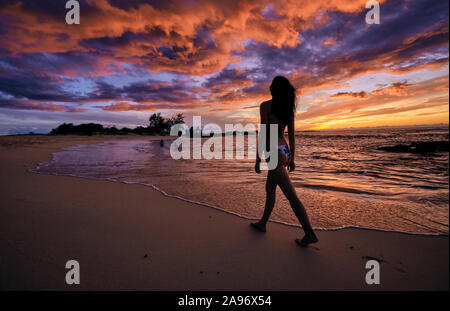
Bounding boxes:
[363,255,406,273]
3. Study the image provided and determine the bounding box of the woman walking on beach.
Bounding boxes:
[252,76,318,247]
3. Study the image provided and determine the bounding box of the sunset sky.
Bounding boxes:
[0,0,448,134]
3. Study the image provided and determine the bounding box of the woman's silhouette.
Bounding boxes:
[252,76,318,247]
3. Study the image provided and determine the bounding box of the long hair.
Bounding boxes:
[269,76,296,125]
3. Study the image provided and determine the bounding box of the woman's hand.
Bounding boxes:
[255,160,261,174]
[288,159,296,172]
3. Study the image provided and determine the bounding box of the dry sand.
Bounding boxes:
[0,135,448,290]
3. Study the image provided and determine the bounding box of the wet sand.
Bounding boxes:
[0,135,448,290]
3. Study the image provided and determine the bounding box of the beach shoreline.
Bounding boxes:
[0,135,448,290]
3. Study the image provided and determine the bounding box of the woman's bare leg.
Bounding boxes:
[261,170,278,224]
[251,155,318,245]
[251,170,277,232]
[275,165,318,245]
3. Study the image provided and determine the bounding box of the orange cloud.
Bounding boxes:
[330,91,368,99]
[372,82,419,96]
[323,37,339,45]
[0,0,386,76]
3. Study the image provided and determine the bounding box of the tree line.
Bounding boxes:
[49,113,185,136]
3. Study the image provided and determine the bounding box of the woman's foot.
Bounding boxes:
[250,222,266,233]
[295,234,318,247]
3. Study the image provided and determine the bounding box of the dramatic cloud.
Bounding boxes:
[0,98,86,112]
[0,0,448,133]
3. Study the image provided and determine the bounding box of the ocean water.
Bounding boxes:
[31,127,449,235]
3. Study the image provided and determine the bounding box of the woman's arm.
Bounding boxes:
[287,112,296,172]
